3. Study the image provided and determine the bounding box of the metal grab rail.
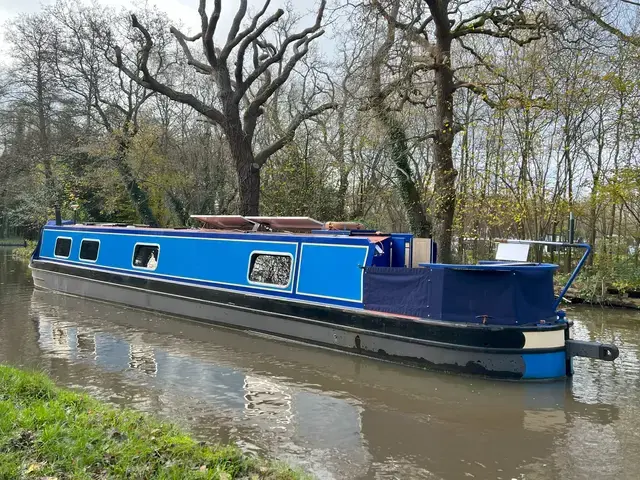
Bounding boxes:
[498,240,591,310]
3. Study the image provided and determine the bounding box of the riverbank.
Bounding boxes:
[0,238,27,248]
[555,271,640,311]
[0,365,306,479]
[557,287,640,310]
[10,240,35,260]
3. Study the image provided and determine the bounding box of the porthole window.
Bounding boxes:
[79,239,100,262]
[54,237,72,258]
[248,252,292,287]
[132,244,159,270]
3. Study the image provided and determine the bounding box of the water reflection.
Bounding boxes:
[27,291,371,477]
[129,343,157,376]
[1,250,639,479]
[25,289,630,479]
[243,375,294,426]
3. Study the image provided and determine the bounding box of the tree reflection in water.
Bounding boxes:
[248,254,291,286]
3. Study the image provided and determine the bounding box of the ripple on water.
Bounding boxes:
[569,310,640,406]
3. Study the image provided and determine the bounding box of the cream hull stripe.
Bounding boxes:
[523,330,565,349]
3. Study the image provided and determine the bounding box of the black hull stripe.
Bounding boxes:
[31,260,566,352]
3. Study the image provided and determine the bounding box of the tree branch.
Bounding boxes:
[170,27,211,74]
[203,0,221,66]
[235,0,327,106]
[226,0,247,46]
[452,6,548,45]
[113,14,225,125]
[377,62,437,103]
[371,0,431,38]
[234,8,284,90]
[220,0,271,61]
[453,82,498,107]
[241,27,325,110]
[254,101,337,166]
[197,0,208,45]
[569,0,640,46]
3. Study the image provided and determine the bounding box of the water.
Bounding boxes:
[2,248,640,479]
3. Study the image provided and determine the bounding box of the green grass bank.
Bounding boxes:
[0,365,307,480]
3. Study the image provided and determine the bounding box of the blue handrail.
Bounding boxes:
[554,243,591,309]
[499,240,591,310]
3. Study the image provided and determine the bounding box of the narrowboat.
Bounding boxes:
[29,216,619,381]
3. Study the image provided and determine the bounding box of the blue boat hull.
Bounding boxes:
[31,260,572,381]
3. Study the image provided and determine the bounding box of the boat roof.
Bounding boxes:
[45,216,395,244]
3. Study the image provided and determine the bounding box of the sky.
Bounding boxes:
[0,0,320,27]
[0,0,324,61]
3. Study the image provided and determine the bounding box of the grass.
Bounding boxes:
[0,365,308,480]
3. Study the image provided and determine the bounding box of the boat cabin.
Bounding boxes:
[37,216,429,308]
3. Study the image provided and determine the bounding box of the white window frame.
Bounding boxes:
[131,242,160,271]
[78,238,101,263]
[246,250,294,289]
[53,236,73,259]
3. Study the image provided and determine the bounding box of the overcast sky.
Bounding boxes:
[0,0,326,61]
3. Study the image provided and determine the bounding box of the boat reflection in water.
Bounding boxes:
[28,290,624,480]
[243,375,294,427]
[128,342,157,376]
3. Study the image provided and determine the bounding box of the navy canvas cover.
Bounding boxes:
[363,264,557,325]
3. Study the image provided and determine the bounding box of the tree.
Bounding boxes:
[111,0,336,215]
[5,12,62,216]
[371,0,548,262]
[367,2,432,237]
[568,1,640,46]
[51,1,174,225]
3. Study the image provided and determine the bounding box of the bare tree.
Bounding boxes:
[111,0,336,215]
[5,13,61,212]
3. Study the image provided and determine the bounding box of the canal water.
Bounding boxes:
[1,249,639,480]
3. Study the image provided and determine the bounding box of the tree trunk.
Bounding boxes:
[36,56,56,209]
[231,136,260,216]
[166,191,189,226]
[433,31,457,263]
[587,173,600,266]
[336,108,348,219]
[221,87,261,216]
[564,128,573,273]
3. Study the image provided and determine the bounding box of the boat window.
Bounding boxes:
[79,239,100,262]
[248,253,292,287]
[54,237,72,258]
[132,244,159,270]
